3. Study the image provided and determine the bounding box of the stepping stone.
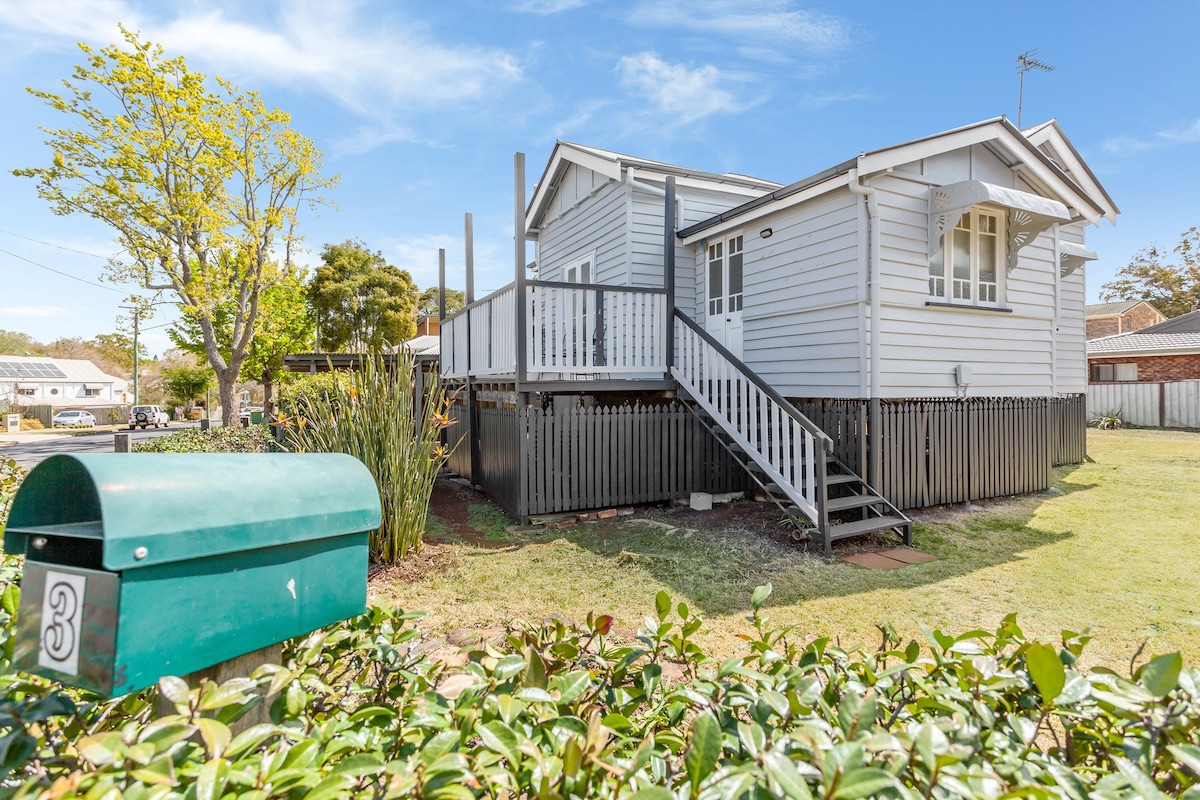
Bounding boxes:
[876,548,937,565]
[841,552,908,570]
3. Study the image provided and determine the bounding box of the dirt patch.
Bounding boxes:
[368,542,457,585]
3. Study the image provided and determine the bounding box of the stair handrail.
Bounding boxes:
[672,309,833,451]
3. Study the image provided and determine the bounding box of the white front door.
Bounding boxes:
[706,234,744,359]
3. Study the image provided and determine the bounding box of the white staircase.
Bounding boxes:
[671,311,911,556]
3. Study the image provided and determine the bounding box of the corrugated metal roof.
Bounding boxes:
[404,335,440,357]
[1087,332,1200,354]
[558,141,782,191]
[1084,300,1150,317]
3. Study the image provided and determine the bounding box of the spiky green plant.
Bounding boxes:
[284,354,457,562]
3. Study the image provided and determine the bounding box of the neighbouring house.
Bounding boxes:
[1085,300,1165,340]
[1087,309,1200,382]
[440,117,1118,553]
[0,355,129,423]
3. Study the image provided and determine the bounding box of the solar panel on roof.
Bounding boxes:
[0,361,67,379]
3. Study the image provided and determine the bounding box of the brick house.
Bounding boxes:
[1087,310,1200,382]
[1085,300,1165,340]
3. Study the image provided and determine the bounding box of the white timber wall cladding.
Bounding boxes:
[1055,223,1089,394]
[736,187,864,398]
[537,163,627,284]
[872,154,1062,397]
[1086,380,1200,428]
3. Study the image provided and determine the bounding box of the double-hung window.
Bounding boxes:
[929,208,1002,306]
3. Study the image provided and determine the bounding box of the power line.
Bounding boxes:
[0,246,126,294]
[0,228,116,260]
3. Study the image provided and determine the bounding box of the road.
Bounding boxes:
[0,423,205,469]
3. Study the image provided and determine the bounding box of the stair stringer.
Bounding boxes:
[670,366,820,525]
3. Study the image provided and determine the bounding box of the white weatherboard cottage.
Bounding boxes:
[440,118,1117,552]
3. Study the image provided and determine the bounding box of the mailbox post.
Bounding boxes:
[5,453,381,697]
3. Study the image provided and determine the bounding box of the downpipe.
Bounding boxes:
[847,169,883,490]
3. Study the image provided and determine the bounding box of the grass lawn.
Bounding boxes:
[371,428,1200,670]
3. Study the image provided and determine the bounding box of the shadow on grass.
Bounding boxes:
[426,464,1097,616]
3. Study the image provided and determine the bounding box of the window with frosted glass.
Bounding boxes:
[930,207,1003,306]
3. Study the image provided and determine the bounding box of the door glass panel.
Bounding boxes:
[728,236,743,312]
[708,243,722,315]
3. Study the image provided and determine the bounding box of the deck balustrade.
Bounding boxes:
[440,280,667,381]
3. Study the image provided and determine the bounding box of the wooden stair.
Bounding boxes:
[672,310,911,556]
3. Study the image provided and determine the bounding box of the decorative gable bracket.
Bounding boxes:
[929,180,1071,272]
[1059,241,1097,278]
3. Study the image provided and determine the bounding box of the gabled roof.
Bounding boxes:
[1023,119,1120,226]
[527,141,780,231]
[1087,331,1200,356]
[1085,300,1158,317]
[1139,308,1200,333]
[680,117,1116,241]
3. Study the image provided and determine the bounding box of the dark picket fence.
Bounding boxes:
[447,400,749,517]
[793,395,1087,510]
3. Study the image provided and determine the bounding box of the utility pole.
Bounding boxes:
[118,304,143,405]
[1016,49,1055,129]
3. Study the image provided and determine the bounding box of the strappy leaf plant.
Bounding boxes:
[284,353,457,562]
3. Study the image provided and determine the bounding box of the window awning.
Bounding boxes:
[929,180,1071,271]
[1059,241,1097,278]
[17,383,39,390]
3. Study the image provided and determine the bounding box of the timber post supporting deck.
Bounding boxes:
[513,152,530,520]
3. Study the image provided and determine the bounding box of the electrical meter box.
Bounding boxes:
[5,453,381,697]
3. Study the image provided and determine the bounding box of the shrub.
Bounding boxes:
[0,457,22,531]
[131,426,276,453]
[284,353,456,563]
[17,419,42,431]
[0,577,1198,798]
[1091,408,1126,430]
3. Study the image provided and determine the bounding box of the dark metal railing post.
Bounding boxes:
[437,247,446,449]
[514,153,530,520]
[663,175,676,379]
[465,215,479,485]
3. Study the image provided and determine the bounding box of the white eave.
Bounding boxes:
[858,117,1107,226]
[680,117,1116,246]
[525,141,780,234]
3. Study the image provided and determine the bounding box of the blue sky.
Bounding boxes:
[0,0,1197,355]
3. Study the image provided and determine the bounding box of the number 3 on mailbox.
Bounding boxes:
[39,571,86,676]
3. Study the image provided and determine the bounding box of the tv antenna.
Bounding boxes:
[1016,49,1054,128]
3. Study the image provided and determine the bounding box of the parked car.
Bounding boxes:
[52,410,97,428]
[128,405,170,429]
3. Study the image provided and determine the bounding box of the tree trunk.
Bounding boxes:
[262,367,275,419]
[218,369,238,428]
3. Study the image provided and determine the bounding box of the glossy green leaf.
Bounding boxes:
[1025,643,1065,705]
[751,583,773,611]
[833,767,896,800]
[684,711,721,791]
[763,751,813,799]
[655,590,671,620]
[1140,652,1183,698]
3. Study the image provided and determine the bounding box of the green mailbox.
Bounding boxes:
[4,453,381,697]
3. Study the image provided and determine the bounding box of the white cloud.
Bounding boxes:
[796,90,871,109]
[511,0,588,13]
[379,231,513,294]
[2,305,73,317]
[0,1,523,130]
[617,52,747,124]
[550,99,614,139]
[1103,118,1200,154]
[630,0,850,57]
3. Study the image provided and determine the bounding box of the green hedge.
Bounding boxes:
[131,426,276,453]
[1,562,1198,799]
